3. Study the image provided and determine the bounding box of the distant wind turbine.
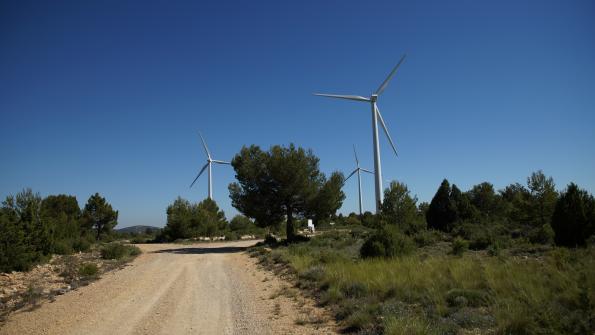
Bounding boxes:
[315,54,406,213]
[190,133,231,199]
[344,145,374,216]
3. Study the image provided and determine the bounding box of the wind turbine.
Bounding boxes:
[315,54,406,213]
[189,133,231,199]
[344,145,373,216]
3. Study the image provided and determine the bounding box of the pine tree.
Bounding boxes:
[427,179,457,232]
[551,183,594,247]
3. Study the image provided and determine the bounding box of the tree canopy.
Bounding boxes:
[229,144,345,241]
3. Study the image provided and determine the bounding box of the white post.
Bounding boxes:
[357,169,363,216]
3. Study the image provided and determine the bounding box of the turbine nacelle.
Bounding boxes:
[370,94,378,102]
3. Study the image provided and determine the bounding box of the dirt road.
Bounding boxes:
[0,241,335,335]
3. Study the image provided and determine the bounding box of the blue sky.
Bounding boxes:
[1,0,594,228]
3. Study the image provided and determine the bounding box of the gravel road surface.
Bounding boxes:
[0,241,335,335]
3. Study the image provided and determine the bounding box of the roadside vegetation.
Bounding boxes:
[249,168,595,334]
[0,189,143,320]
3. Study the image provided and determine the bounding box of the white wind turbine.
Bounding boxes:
[189,133,231,199]
[344,145,374,216]
[315,54,406,213]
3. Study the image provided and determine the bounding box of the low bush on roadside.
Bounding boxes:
[360,226,414,258]
[78,263,99,277]
[100,243,141,260]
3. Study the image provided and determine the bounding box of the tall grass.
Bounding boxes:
[260,231,595,334]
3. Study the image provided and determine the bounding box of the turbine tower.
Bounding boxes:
[315,54,406,213]
[190,132,230,199]
[344,145,373,216]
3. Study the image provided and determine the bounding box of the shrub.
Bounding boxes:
[264,234,278,246]
[52,240,73,255]
[450,237,468,256]
[72,238,91,252]
[100,243,141,260]
[78,263,99,277]
[528,224,555,245]
[360,226,414,258]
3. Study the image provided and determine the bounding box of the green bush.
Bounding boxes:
[528,224,555,245]
[78,263,99,277]
[100,243,141,260]
[72,238,91,252]
[450,237,469,256]
[360,226,414,259]
[52,240,74,255]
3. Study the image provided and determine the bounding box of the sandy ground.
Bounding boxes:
[0,241,336,335]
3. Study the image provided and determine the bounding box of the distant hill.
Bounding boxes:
[117,225,161,235]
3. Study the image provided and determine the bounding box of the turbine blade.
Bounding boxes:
[375,54,407,96]
[313,93,370,102]
[361,168,374,174]
[199,132,212,159]
[375,105,398,157]
[212,160,231,165]
[344,169,358,183]
[353,144,359,166]
[190,163,209,188]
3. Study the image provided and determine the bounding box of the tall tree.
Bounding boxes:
[82,193,118,240]
[467,182,501,218]
[426,179,457,232]
[163,197,193,240]
[306,172,345,224]
[381,181,421,233]
[551,183,594,247]
[526,170,558,227]
[229,144,344,241]
[41,195,81,245]
[195,198,227,237]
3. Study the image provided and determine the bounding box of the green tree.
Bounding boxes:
[82,193,118,240]
[500,182,531,225]
[467,182,501,218]
[381,181,422,234]
[229,144,344,242]
[305,172,345,225]
[450,184,477,222]
[230,214,253,232]
[195,198,227,237]
[427,179,457,232]
[551,183,595,247]
[41,195,82,252]
[526,170,558,227]
[163,197,193,240]
[3,189,52,255]
[0,207,38,272]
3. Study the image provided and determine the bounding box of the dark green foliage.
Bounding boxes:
[381,181,424,234]
[450,237,469,255]
[360,226,414,258]
[0,189,119,273]
[100,243,141,260]
[427,179,457,232]
[526,170,558,227]
[229,144,345,242]
[467,182,502,219]
[0,189,51,272]
[82,193,118,241]
[159,197,228,241]
[551,183,595,247]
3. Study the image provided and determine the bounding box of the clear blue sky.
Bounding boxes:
[1,0,594,228]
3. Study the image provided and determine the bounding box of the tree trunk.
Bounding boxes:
[286,205,295,242]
